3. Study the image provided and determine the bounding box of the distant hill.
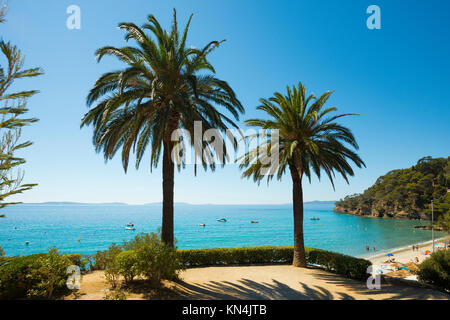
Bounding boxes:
[20,201,337,207]
[21,202,130,206]
[334,157,450,228]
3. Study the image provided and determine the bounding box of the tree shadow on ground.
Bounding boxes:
[310,272,450,300]
[123,279,180,300]
[169,278,356,300]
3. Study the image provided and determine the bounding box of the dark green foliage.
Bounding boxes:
[0,250,71,299]
[100,244,123,288]
[90,244,122,271]
[177,246,371,281]
[115,250,138,283]
[335,157,450,222]
[417,250,450,292]
[427,193,450,230]
[90,233,183,287]
[122,233,182,285]
[307,249,371,281]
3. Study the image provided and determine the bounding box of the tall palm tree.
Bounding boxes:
[81,10,244,246]
[239,82,365,267]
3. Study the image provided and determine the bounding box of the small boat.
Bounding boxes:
[25,241,29,245]
[0,214,5,218]
[125,226,136,230]
[250,221,259,223]
[198,224,206,227]
[217,218,227,222]
[310,217,320,221]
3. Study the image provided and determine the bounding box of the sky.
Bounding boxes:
[2,0,449,204]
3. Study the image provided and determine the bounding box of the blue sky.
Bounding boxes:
[2,0,449,204]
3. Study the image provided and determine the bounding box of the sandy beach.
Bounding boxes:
[366,236,450,266]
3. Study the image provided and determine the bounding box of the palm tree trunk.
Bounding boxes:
[290,165,307,267]
[161,140,174,247]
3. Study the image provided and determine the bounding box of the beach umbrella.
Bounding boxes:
[386,253,394,257]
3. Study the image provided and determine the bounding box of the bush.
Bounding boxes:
[123,233,182,285]
[307,249,371,281]
[65,254,88,272]
[115,251,138,284]
[178,246,371,281]
[0,249,71,299]
[101,244,123,288]
[177,246,293,266]
[27,249,72,298]
[417,250,450,291]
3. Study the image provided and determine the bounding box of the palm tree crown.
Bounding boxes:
[81,10,243,246]
[240,82,365,186]
[81,9,244,171]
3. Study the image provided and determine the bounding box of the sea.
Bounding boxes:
[0,202,447,258]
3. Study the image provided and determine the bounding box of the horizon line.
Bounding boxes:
[18,200,338,206]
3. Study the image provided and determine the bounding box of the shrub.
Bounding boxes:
[115,251,138,284]
[101,244,123,288]
[417,250,450,292]
[0,249,71,299]
[123,233,182,286]
[65,254,88,272]
[177,246,293,266]
[27,248,72,299]
[178,246,371,281]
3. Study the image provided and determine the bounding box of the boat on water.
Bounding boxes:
[125,223,136,230]
[250,221,259,223]
[198,224,206,227]
[217,218,227,222]
[310,217,320,221]
[0,214,5,218]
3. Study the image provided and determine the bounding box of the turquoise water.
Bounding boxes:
[0,202,447,258]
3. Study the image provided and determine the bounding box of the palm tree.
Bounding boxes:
[81,10,244,246]
[239,82,365,267]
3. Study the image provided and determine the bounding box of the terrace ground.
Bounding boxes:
[67,265,450,300]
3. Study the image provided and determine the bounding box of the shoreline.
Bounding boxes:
[361,235,450,266]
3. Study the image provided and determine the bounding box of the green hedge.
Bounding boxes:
[177,246,371,281]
